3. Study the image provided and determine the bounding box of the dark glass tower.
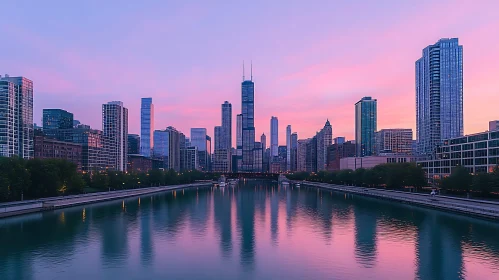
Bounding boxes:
[241,79,255,172]
[355,97,377,157]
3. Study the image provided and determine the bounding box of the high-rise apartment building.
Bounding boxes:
[102,101,128,172]
[0,75,34,159]
[43,109,73,130]
[261,133,266,151]
[297,139,309,172]
[270,116,278,157]
[334,137,345,145]
[191,128,211,171]
[355,97,377,157]
[153,126,183,171]
[416,38,463,155]
[375,129,413,155]
[286,125,291,171]
[140,97,154,157]
[316,119,333,171]
[214,101,232,173]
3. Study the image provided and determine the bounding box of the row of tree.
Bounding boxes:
[287,162,499,197]
[439,165,499,196]
[0,157,215,202]
[287,163,427,190]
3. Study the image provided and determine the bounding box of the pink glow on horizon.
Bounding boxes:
[1,1,498,145]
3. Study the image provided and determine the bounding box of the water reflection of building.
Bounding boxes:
[100,204,130,267]
[140,198,154,266]
[214,188,233,258]
[237,187,256,269]
[353,203,378,268]
[270,186,279,245]
[416,212,464,280]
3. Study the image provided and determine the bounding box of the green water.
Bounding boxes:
[1,181,498,280]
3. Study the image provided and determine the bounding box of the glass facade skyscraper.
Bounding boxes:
[416,38,463,155]
[286,125,291,171]
[270,116,278,157]
[140,97,154,157]
[355,97,377,157]
[241,79,255,172]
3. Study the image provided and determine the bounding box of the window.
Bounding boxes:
[490,157,499,165]
[475,150,487,157]
[469,134,488,142]
[462,151,473,158]
[475,142,487,149]
[491,131,499,139]
[490,148,499,156]
[475,158,487,165]
[463,144,473,150]
[489,140,499,147]
[451,152,461,159]
[450,160,461,166]
[451,145,461,151]
[475,166,487,173]
[463,158,473,165]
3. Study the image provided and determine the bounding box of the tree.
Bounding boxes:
[472,173,492,195]
[352,168,366,186]
[448,166,473,193]
[337,169,353,185]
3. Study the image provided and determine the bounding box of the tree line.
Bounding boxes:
[286,162,499,197]
[0,157,215,202]
[287,163,427,190]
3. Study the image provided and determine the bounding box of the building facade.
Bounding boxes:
[241,77,256,172]
[286,126,292,171]
[140,97,154,157]
[297,139,309,172]
[418,129,499,181]
[341,155,420,171]
[180,146,199,171]
[236,114,243,172]
[34,135,82,170]
[290,132,298,171]
[270,116,278,157]
[355,97,377,157]
[221,101,232,150]
[327,141,356,171]
[128,134,140,155]
[72,127,113,171]
[127,154,153,173]
[0,75,34,159]
[416,38,463,155]
[103,101,128,172]
[334,137,346,145]
[153,127,183,171]
[375,129,413,155]
[316,120,333,171]
[43,109,73,130]
[489,120,499,131]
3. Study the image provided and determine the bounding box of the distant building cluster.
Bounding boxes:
[3,38,497,181]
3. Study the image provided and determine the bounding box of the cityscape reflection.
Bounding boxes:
[0,181,499,280]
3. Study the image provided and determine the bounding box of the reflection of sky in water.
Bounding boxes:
[1,181,499,280]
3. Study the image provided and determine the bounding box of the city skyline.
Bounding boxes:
[2,1,498,145]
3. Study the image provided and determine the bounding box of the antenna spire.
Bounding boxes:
[243,61,245,81]
[251,60,253,81]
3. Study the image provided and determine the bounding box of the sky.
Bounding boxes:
[1,0,499,145]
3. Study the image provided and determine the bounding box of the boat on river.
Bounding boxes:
[218,175,227,187]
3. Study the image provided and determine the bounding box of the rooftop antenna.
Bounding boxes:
[243,61,245,81]
[251,60,253,81]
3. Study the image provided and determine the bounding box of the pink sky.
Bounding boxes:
[1,1,499,145]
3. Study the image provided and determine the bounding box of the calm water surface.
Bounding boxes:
[1,180,499,280]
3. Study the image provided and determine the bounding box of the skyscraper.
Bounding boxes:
[316,119,333,171]
[270,116,278,157]
[241,66,255,172]
[286,125,291,171]
[103,101,128,172]
[290,132,298,171]
[221,101,232,150]
[153,126,183,171]
[43,109,73,130]
[0,75,34,159]
[214,126,223,150]
[236,113,243,172]
[261,133,266,150]
[191,128,210,171]
[355,97,377,157]
[416,38,463,155]
[140,97,154,157]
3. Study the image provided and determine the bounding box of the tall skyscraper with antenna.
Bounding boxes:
[241,61,256,172]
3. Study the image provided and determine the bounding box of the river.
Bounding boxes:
[1,180,498,280]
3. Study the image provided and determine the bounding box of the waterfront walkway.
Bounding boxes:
[0,182,212,218]
[297,181,499,220]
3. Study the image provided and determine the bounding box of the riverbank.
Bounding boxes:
[297,181,499,220]
[0,182,212,218]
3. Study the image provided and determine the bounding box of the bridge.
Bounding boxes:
[209,172,280,180]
